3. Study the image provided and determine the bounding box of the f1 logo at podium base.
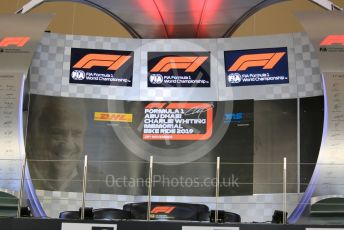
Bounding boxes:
[61,223,116,230]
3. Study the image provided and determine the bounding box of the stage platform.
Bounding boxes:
[1,218,344,230]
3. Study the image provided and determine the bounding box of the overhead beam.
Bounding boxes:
[309,0,343,11]
[16,0,142,38]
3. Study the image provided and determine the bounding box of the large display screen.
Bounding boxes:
[147,52,211,87]
[224,47,289,87]
[69,48,134,86]
[26,95,253,196]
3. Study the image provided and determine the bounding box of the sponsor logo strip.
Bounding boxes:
[94,112,132,122]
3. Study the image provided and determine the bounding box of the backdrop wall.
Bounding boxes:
[25,32,324,221]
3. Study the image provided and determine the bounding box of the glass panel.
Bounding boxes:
[85,160,150,220]
[25,159,84,218]
[219,161,286,223]
[0,159,21,218]
[291,163,344,225]
[150,160,217,222]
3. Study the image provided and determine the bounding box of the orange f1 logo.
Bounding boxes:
[0,37,30,47]
[73,54,132,71]
[151,206,175,214]
[320,35,344,46]
[228,52,285,71]
[150,56,208,72]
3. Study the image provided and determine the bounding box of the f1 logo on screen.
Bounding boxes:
[0,37,30,47]
[150,56,208,72]
[320,35,344,46]
[228,52,285,71]
[73,54,131,71]
[151,206,176,214]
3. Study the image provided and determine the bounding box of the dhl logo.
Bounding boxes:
[0,37,30,47]
[320,35,344,46]
[94,112,132,122]
[151,206,175,214]
[228,52,285,71]
[73,54,132,70]
[150,56,208,72]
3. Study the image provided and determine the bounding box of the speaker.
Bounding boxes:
[59,207,94,219]
[20,206,31,217]
[93,208,131,220]
[271,210,288,224]
[79,207,94,219]
[210,210,241,223]
[59,211,80,219]
[123,202,209,221]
